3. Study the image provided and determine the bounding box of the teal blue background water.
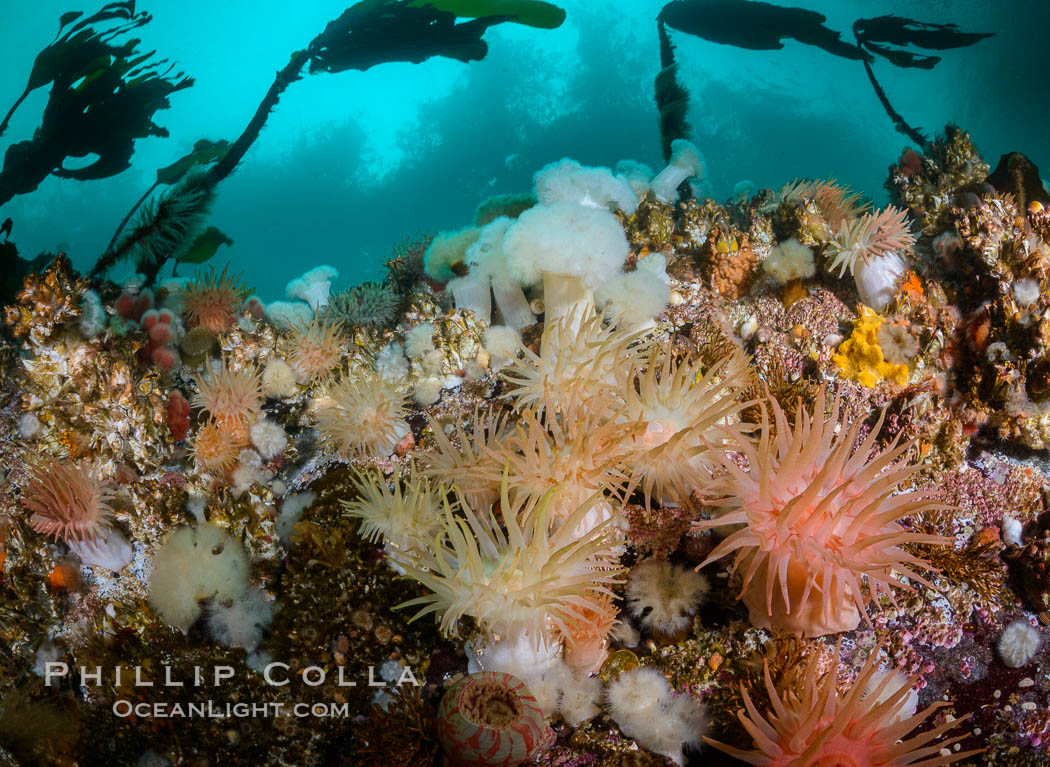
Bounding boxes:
[0,0,1045,299]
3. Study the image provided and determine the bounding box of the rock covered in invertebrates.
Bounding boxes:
[437,671,554,767]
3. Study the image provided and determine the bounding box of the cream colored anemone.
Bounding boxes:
[619,347,750,507]
[479,408,635,536]
[314,370,410,457]
[341,467,444,568]
[419,407,511,513]
[398,473,623,651]
[501,310,649,419]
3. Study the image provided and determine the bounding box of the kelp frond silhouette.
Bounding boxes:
[0,1,192,206]
[656,0,992,150]
[89,0,565,280]
[655,19,692,163]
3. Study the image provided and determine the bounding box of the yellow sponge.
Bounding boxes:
[833,307,909,388]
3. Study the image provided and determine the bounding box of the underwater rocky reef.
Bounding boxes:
[4,121,1050,767]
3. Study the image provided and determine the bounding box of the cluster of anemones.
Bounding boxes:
[384,306,749,664]
[775,178,917,312]
[327,286,963,763]
[189,357,263,472]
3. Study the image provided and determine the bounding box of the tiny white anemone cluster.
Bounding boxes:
[404,323,436,358]
[999,619,1041,667]
[375,340,409,382]
[17,412,43,440]
[1015,278,1041,307]
[605,666,709,766]
[230,448,273,496]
